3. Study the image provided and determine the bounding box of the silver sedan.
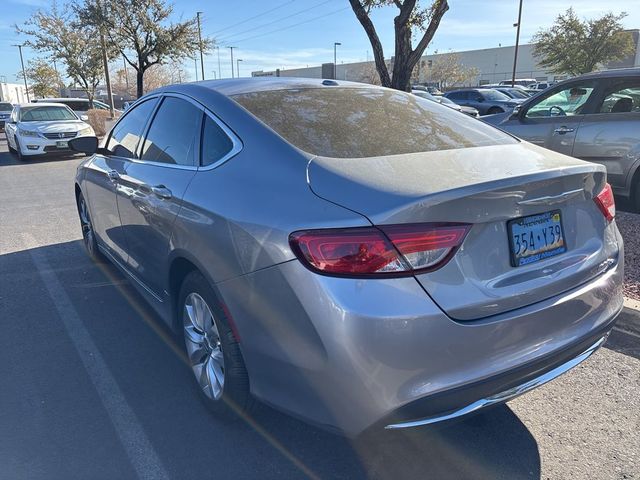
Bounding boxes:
[70,78,623,437]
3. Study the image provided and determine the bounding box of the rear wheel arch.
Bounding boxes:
[630,161,640,212]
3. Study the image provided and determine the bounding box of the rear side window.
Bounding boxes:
[201,115,234,166]
[140,97,201,166]
[107,98,157,158]
[597,80,640,114]
[447,91,467,100]
[232,87,515,158]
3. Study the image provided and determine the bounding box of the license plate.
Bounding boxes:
[56,141,68,148]
[508,210,566,267]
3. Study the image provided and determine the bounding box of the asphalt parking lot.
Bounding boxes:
[0,132,638,480]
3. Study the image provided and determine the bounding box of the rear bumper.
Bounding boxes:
[384,328,610,429]
[217,235,623,436]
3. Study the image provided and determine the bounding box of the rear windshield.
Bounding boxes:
[232,87,515,158]
[20,106,77,122]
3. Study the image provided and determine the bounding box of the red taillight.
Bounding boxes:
[289,223,470,277]
[594,183,615,222]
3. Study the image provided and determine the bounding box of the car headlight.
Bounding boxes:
[18,128,40,137]
[79,126,94,136]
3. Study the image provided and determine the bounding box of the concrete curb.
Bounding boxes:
[616,297,640,337]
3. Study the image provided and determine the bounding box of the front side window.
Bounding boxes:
[482,90,510,101]
[140,97,201,166]
[20,106,77,122]
[597,81,640,114]
[526,82,596,118]
[107,98,157,158]
[233,87,516,158]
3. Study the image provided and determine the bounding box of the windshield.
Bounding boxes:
[233,87,515,158]
[0,102,12,111]
[505,89,529,99]
[482,90,511,101]
[20,106,78,122]
[438,96,457,106]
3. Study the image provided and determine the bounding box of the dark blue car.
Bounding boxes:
[444,88,523,116]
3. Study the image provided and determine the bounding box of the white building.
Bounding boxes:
[0,82,30,104]
[253,29,640,86]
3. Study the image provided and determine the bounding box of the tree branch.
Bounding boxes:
[348,0,391,86]
[408,0,449,66]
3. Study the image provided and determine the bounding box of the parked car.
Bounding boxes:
[0,101,13,130]
[527,82,555,91]
[499,78,537,87]
[444,88,523,115]
[483,68,640,209]
[412,90,479,117]
[492,86,531,99]
[5,103,94,161]
[70,78,622,437]
[412,85,443,96]
[33,97,120,118]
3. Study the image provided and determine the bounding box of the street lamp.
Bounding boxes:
[216,46,221,79]
[12,44,30,102]
[511,0,523,87]
[333,42,341,80]
[236,59,243,78]
[228,46,236,78]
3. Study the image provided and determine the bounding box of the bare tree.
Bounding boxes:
[18,58,63,98]
[348,0,449,91]
[80,0,211,98]
[17,2,108,105]
[111,61,190,97]
[428,52,479,89]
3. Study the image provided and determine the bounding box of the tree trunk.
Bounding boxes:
[136,68,144,98]
[348,0,391,87]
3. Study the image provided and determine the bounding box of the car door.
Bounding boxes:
[82,97,159,263]
[502,80,599,156]
[115,94,201,299]
[571,76,640,195]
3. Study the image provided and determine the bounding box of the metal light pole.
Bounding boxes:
[228,46,236,78]
[236,59,243,77]
[13,44,30,102]
[194,56,199,80]
[216,46,221,79]
[196,12,205,81]
[212,70,216,80]
[511,0,523,87]
[123,55,129,91]
[333,42,341,79]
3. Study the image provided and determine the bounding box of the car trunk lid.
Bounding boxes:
[307,143,617,320]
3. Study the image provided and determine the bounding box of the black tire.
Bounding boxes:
[178,271,253,417]
[13,136,26,161]
[487,107,503,115]
[76,191,104,262]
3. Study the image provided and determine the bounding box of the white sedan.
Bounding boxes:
[5,103,95,161]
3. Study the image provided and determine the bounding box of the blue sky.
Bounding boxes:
[1,0,639,83]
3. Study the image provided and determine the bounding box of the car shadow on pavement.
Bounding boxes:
[1,239,545,479]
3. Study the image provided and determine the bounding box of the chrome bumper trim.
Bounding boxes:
[385,334,608,430]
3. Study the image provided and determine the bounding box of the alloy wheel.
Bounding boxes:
[78,195,96,257]
[183,292,225,400]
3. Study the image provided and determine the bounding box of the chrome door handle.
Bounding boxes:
[107,170,120,181]
[554,126,575,135]
[151,185,172,199]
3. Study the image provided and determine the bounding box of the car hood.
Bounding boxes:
[480,111,511,125]
[459,105,479,114]
[18,120,87,132]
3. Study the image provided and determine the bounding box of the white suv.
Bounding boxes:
[5,103,94,161]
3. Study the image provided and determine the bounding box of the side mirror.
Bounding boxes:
[69,136,99,155]
[511,105,522,119]
[80,114,89,121]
